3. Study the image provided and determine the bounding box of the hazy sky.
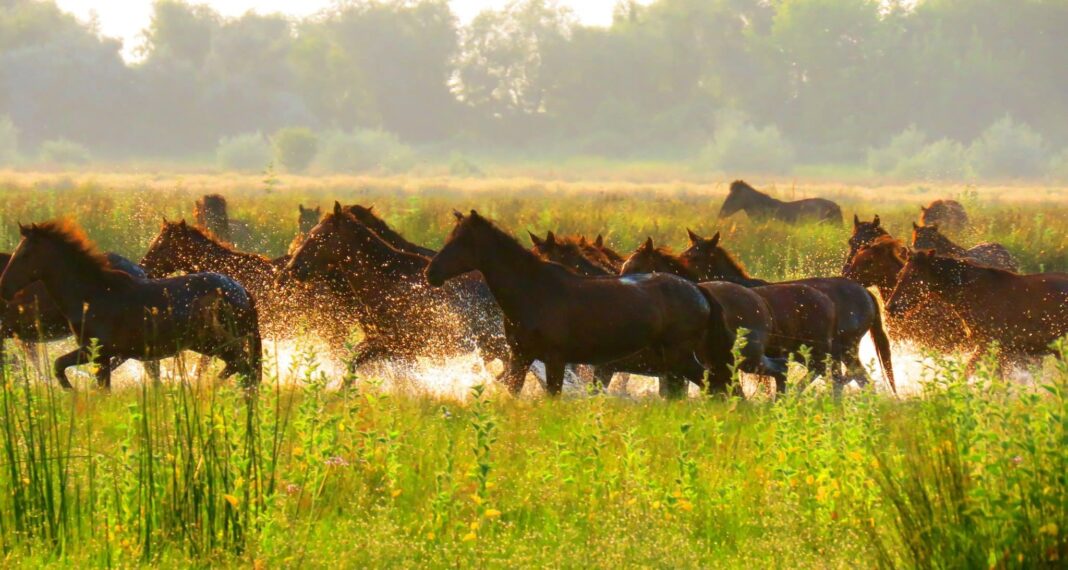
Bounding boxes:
[54,0,633,60]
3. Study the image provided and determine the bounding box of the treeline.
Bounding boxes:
[1,0,1067,178]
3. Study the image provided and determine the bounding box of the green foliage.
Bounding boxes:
[216,132,271,172]
[38,138,90,166]
[448,154,484,178]
[0,115,18,165]
[272,127,319,173]
[315,129,415,174]
[868,127,969,181]
[700,118,795,175]
[1049,148,1068,183]
[967,116,1050,180]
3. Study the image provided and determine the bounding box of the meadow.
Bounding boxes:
[0,171,1065,567]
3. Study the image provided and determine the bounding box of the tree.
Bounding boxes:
[272,127,318,173]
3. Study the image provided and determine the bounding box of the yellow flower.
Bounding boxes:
[848,451,864,462]
[470,521,480,531]
[806,475,816,485]
[1040,523,1058,536]
[470,494,483,505]
[486,482,496,490]
[625,498,638,507]
[652,501,661,510]
[484,509,502,519]
[224,494,240,508]
[426,532,436,541]
[391,489,403,498]
[292,446,304,458]
[678,500,694,512]
[462,532,477,542]
[671,490,684,499]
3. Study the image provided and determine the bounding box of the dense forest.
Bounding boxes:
[1,0,1067,178]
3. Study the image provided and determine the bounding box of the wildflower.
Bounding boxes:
[484,509,501,519]
[470,494,483,505]
[462,532,477,542]
[224,494,240,508]
[470,521,480,531]
[391,489,403,498]
[426,532,435,540]
[652,501,661,510]
[806,475,816,485]
[292,446,304,458]
[1011,455,1023,466]
[678,500,694,512]
[848,451,864,462]
[1040,523,1058,536]
[285,483,301,495]
[325,456,349,468]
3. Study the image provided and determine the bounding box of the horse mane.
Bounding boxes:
[460,212,548,272]
[865,235,908,263]
[922,251,1015,281]
[322,210,430,264]
[645,246,698,280]
[711,243,753,279]
[22,220,124,278]
[913,225,960,252]
[171,221,272,262]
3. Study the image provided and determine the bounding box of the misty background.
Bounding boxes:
[1,0,1067,181]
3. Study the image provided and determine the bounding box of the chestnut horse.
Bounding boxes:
[193,194,253,249]
[283,204,508,375]
[0,221,260,389]
[425,211,723,398]
[887,250,1067,367]
[844,215,889,271]
[287,204,323,255]
[718,180,842,225]
[843,236,967,352]
[591,234,626,272]
[679,231,895,393]
[911,223,1017,271]
[345,204,437,257]
[621,238,835,392]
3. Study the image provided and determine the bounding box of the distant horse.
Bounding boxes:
[919,200,968,233]
[284,204,508,375]
[621,238,835,392]
[0,221,260,389]
[679,230,895,393]
[887,250,1067,368]
[718,180,843,225]
[345,204,437,257]
[844,215,889,271]
[287,204,323,255]
[843,236,967,352]
[911,223,1018,271]
[425,210,722,398]
[591,234,626,272]
[194,194,253,249]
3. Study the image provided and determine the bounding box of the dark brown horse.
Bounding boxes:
[425,211,723,398]
[718,180,843,225]
[345,204,437,257]
[621,239,835,392]
[0,221,261,389]
[844,215,889,271]
[887,250,1068,366]
[530,232,617,277]
[591,234,626,272]
[283,204,508,375]
[679,231,895,393]
[843,236,967,352]
[911,223,1018,271]
[919,200,969,232]
[288,204,323,255]
[194,194,253,248]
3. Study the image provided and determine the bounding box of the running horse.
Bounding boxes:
[621,238,835,393]
[0,221,260,389]
[844,215,889,271]
[718,180,843,225]
[679,230,895,393]
[910,223,1018,271]
[425,210,728,398]
[283,204,508,375]
[887,250,1067,369]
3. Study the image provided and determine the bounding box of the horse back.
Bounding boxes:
[966,242,1018,272]
[698,281,774,335]
[784,198,842,225]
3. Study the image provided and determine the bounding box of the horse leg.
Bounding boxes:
[53,347,90,390]
[498,351,535,395]
[143,360,162,386]
[544,357,567,397]
[97,355,124,390]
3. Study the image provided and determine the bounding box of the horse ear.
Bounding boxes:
[642,237,654,251]
[912,222,920,230]
[453,210,463,222]
[579,235,588,245]
[17,222,27,236]
[710,231,721,247]
[469,209,479,218]
[546,231,556,245]
[853,214,860,227]
[528,231,543,246]
[333,201,343,216]
[299,204,305,211]
[594,234,604,248]
[921,205,928,212]
[686,228,700,245]
[314,206,321,214]
[161,215,169,225]
[179,219,187,227]
[873,214,881,227]
[367,205,375,213]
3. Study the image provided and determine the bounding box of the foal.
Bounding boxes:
[0,221,260,389]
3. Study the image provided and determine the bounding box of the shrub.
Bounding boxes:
[38,138,90,166]
[315,129,415,174]
[272,127,319,173]
[0,116,18,165]
[449,154,484,177]
[867,126,928,173]
[893,139,969,181]
[1049,148,1068,182]
[700,118,794,175]
[216,132,271,172]
[967,116,1049,180]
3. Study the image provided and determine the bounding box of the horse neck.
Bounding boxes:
[473,232,561,316]
[357,239,428,279]
[702,251,763,286]
[38,255,128,321]
[196,239,272,278]
[653,254,697,282]
[927,233,966,256]
[740,187,781,211]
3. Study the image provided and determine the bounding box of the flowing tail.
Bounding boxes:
[866,290,895,394]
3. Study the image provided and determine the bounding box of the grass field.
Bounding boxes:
[0,171,1065,567]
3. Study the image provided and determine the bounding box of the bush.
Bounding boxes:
[315,129,415,174]
[38,138,90,166]
[967,116,1049,179]
[449,154,484,177]
[216,132,271,172]
[867,126,927,173]
[700,118,794,175]
[1049,148,1068,182]
[272,127,319,173]
[0,116,18,165]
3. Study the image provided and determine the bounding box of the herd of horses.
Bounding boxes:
[0,180,1065,397]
